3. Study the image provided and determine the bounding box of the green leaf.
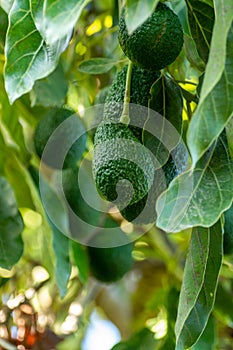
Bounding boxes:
[0,277,9,287]
[187,3,233,166]
[78,58,118,75]
[125,0,160,35]
[183,33,205,72]
[111,328,157,350]
[0,176,19,219]
[215,283,233,323]
[0,0,13,13]
[185,0,214,63]
[4,0,70,103]
[0,176,24,270]
[156,133,233,233]
[144,74,183,167]
[40,173,70,237]
[4,152,35,209]
[31,0,90,45]
[71,240,89,285]
[30,64,68,107]
[226,116,233,159]
[190,315,217,350]
[175,220,223,350]
[51,220,71,298]
[0,212,24,270]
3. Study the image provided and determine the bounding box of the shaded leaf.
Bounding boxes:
[51,220,71,298]
[111,327,157,350]
[0,212,24,270]
[30,63,68,107]
[183,33,205,72]
[187,3,233,165]
[190,315,217,350]
[79,58,118,75]
[125,0,160,35]
[0,277,9,287]
[71,240,89,284]
[0,176,24,270]
[4,0,70,103]
[31,0,90,45]
[226,116,233,159]
[144,74,183,167]
[215,283,233,323]
[185,0,214,63]
[0,175,19,219]
[156,133,233,233]
[0,7,8,48]
[175,220,223,350]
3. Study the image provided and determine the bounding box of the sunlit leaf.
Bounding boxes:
[0,0,13,13]
[156,133,233,232]
[125,0,160,34]
[71,240,89,284]
[187,3,233,165]
[31,0,90,44]
[79,58,118,75]
[4,0,70,103]
[175,220,222,349]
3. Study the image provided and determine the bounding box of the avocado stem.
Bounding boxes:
[120,60,133,124]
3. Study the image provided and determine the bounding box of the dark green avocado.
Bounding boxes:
[118,2,183,71]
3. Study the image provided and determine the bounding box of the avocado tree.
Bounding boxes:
[0,0,232,349]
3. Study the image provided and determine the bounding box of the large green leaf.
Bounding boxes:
[175,220,223,350]
[4,0,70,103]
[51,220,71,298]
[185,0,214,63]
[125,0,160,35]
[156,133,233,233]
[187,3,233,166]
[31,0,90,44]
[190,315,217,350]
[0,176,24,270]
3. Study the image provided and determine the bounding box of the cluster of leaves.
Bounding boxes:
[0,0,233,349]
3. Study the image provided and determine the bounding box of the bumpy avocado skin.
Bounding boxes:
[118,2,184,71]
[93,123,154,206]
[120,155,178,224]
[104,65,160,140]
[88,241,133,282]
[223,204,233,255]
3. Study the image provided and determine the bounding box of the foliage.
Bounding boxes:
[0,0,232,349]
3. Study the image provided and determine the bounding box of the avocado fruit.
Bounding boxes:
[118,2,183,71]
[34,107,87,169]
[93,122,155,208]
[87,231,134,282]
